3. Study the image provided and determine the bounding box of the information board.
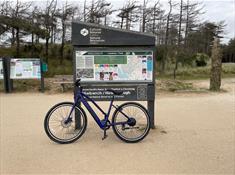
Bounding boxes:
[76,51,153,82]
[0,58,3,79]
[10,59,41,79]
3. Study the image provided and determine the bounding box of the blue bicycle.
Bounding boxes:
[44,79,150,143]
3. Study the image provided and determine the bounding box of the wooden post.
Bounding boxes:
[210,37,222,91]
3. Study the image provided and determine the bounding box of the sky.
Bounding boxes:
[4,0,235,44]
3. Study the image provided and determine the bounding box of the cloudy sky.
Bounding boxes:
[16,0,235,43]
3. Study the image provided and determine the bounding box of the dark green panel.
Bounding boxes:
[72,21,155,46]
[94,56,127,64]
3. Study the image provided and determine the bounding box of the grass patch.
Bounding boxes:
[157,63,235,80]
[12,80,41,92]
[0,81,4,92]
[157,80,194,92]
[0,79,50,92]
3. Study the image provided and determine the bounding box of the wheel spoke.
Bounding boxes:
[45,103,87,143]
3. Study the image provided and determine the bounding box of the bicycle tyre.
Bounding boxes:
[112,102,150,143]
[44,102,87,144]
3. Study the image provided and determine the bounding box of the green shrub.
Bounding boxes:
[177,52,193,66]
[64,44,73,60]
[44,59,72,77]
[194,53,210,67]
[49,44,59,59]
[156,45,165,61]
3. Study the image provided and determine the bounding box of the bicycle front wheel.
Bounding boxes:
[44,102,87,144]
[112,102,150,143]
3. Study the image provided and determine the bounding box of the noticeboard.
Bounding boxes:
[72,21,156,128]
[0,58,3,79]
[75,51,153,82]
[10,59,41,79]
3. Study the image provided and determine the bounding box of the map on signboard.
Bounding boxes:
[76,51,153,82]
[10,59,41,79]
[0,58,3,79]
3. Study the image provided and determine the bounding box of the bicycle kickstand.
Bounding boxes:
[102,129,108,140]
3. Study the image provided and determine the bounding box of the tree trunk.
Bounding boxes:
[104,16,107,26]
[162,0,172,73]
[121,17,124,29]
[16,27,20,57]
[173,0,183,79]
[60,23,65,64]
[51,27,54,44]
[152,5,156,34]
[36,35,39,44]
[210,37,222,91]
[126,13,129,30]
[45,37,49,63]
[83,0,86,22]
[11,28,15,47]
[173,59,178,79]
[31,33,34,57]
[53,29,56,43]
[142,0,146,32]
[184,0,189,46]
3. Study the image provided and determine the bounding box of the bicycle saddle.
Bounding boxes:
[107,89,123,95]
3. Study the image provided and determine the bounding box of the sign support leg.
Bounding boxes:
[74,88,81,129]
[3,58,13,93]
[40,60,45,92]
[75,101,81,129]
[3,58,9,93]
[148,100,155,129]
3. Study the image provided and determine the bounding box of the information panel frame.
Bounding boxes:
[75,50,154,83]
[0,57,45,93]
[74,47,156,85]
[73,46,156,102]
[10,58,41,80]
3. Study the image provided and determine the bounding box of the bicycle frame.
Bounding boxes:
[69,89,130,129]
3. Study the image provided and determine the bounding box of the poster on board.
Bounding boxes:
[10,59,41,79]
[76,51,153,82]
[0,58,3,80]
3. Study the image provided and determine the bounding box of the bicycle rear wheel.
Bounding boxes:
[112,102,150,143]
[44,102,87,144]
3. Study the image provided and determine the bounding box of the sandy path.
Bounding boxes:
[0,86,234,174]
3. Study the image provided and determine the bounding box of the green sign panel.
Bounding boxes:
[94,56,127,64]
[42,62,48,72]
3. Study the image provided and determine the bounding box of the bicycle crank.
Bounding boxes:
[102,128,108,140]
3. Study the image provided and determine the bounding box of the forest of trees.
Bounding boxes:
[0,0,234,75]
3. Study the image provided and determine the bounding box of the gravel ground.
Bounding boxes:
[0,78,234,174]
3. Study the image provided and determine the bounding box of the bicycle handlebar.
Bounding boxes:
[75,79,81,87]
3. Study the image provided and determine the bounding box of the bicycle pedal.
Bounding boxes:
[102,134,108,140]
[102,129,108,140]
